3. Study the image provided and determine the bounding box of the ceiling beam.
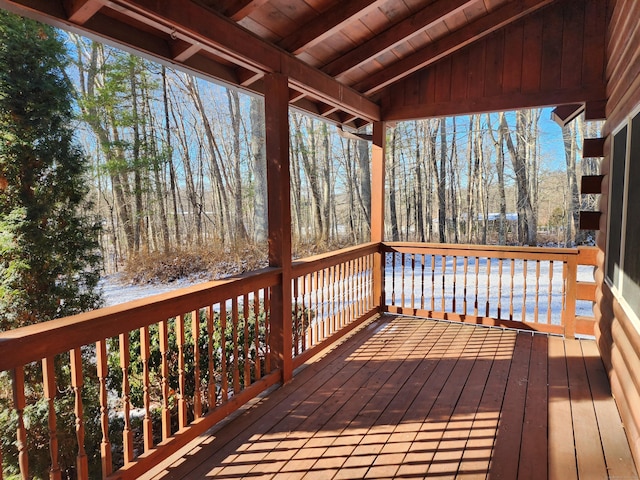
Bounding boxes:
[110,0,380,121]
[64,0,104,24]
[323,0,474,78]
[171,40,201,62]
[354,0,555,95]
[0,0,380,123]
[278,0,380,55]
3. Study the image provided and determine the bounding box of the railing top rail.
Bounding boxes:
[292,242,378,277]
[382,242,584,259]
[0,267,281,372]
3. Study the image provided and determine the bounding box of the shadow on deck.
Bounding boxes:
[142,315,638,480]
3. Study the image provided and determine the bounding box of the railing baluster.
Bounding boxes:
[348,260,354,323]
[411,254,416,309]
[301,274,308,349]
[220,301,228,402]
[232,297,240,395]
[522,260,528,322]
[431,254,436,312]
[192,309,202,419]
[497,258,503,320]
[421,254,426,310]
[341,262,346,330]
[207,305,216,409]
[510,259,515,321]
[42,357,61,480]
[159,319,171,439]
[547,261,554,325]
[176,314,188,429]
[11,366,28,479]
[441,254,446,312]
[452,255,457,312]
[401,252,406,308]
[254,290,261,380]
[302,274,308,350]
[331,265,344,333]
[485,257,492,318]
[366,254,372,310]
[119,334,134,464]
[293,276,300,355]
[140,325,153,451]
[70,348,89,477]
[96,340,112,476]
[243,294,251,388]
[463,256,468,316]
[534,260,541,323]
[391,252,396,305]
[317,269,324,341]
[293,277,304,355]
[474,257,479,317]
[313,270,319,345]
[264,288,271,373]
[359,256,364,314]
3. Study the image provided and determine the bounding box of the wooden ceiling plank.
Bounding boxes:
[224,0,271,21]
[354,0,554,95]
[278,0,381,55]
[64,0,104,24]
[323,0,475,77]
[103,0,381,121]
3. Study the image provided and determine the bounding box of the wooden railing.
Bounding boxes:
[0,268,281,480]
[0,244,380,479]
[382,243,598,337]
[290,243,378,368]
[0,242,598,479]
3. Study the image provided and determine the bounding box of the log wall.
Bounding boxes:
[597,0,640,469]
[379,0,607,120]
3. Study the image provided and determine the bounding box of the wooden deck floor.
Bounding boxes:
[143,316,638,480]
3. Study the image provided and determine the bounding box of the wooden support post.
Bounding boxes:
[371,121,386,310]
[265,73,293,383]
[564,255,578,339]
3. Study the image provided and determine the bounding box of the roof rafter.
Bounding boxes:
[0,0,380,123]
[64,0,104,24]
[322,0,475,78]
[278,0,381,55]
[354,0,555,95]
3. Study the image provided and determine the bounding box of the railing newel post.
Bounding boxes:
[564,253,578,339]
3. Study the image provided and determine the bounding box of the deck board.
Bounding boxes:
[143,316,638,480]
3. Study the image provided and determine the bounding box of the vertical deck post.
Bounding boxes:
[265,73,293,383]
[371,121,386,310]
[564,254,578,339]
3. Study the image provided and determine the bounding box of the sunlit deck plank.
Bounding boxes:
[548,335,578,479]
[518,334,549,480]
[581,340,639,479]
[142,316,637,480]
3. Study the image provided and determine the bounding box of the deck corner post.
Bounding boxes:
[371,121,386,310]
[564,254,578,339]
[265,73,294,383]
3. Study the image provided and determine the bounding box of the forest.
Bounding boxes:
[66,34,600,278]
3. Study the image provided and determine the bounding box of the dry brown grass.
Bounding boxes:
[121,238,358,285]
[122,243,268,285]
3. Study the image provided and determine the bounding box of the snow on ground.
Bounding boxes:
[100,253,597,323]
[99,273,203,307]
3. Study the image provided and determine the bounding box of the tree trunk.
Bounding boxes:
[389,126,400,241]
[250,97,268,243]
[227,90,248,242]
